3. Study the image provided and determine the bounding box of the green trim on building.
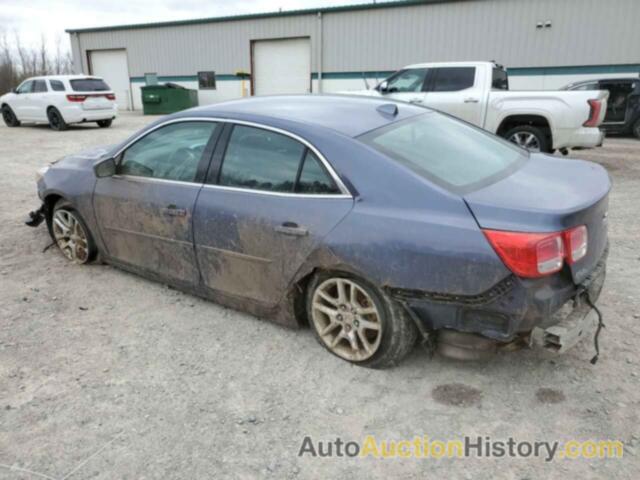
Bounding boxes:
[508,64,640,76]
[130,64,640,85]
[67,0,452,33]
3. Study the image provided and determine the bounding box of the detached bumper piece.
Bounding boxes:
[530,303,597,354]
[25,204,46,227]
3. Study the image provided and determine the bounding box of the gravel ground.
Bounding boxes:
[0,113,639,479]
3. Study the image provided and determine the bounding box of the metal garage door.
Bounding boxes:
[89,49,132,110]
[253,38,311,96]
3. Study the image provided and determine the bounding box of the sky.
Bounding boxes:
[0,0,385,50]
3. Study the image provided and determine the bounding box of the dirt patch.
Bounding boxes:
[535,388,566,404]
[432,383,482,407]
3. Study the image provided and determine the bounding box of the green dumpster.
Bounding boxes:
[141,83,198,115]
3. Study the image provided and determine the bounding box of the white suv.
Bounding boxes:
[1,75,118,131]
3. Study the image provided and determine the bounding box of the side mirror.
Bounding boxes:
[377,81,389,93]
[94,157,116,178]
[12,88,19,94]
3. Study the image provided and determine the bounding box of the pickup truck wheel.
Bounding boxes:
[47,108,68,131]
[504,125,550,153]
[632,118,640,140]
[2,105,20,127]
[307,273,417,369]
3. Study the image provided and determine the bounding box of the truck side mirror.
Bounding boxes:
[94,157,116,178]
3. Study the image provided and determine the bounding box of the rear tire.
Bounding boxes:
[97,119,112,128]
[47,107,68,131]
[306,272,417,369]
[632,118,640,140]
[2,105,20,127]
[503,125,551,153]
[50,200,97,264]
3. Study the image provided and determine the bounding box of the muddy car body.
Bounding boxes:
[29,95,610,367]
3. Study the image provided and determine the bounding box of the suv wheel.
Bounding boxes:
[632,118,640,140]
[47,108,68,131]
[307,273,417,368]
[97,119,113,128]
[2,105,20,127]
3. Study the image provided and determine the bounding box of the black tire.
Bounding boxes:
[503,125,551,153]
[2,105,20,127]
[97,119,113,128]
[47,107,68,131]
[306,272,417,369]
[50,199,97,264]
[632,118,640,140]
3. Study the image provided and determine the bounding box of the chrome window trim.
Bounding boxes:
[111,116,352,198]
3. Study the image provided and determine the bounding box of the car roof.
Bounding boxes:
[403,61,496,69]
[180,94,428,138]
[24,75,103,81]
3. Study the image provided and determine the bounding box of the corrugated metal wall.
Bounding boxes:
[70,0,640,77]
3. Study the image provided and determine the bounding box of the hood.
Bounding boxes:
[52,144,116,170]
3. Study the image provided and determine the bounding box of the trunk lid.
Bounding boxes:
[464,154,610,284]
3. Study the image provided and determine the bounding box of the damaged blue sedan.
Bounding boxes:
[27,95,610,368]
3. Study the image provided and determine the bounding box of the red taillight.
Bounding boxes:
[105,93,115,100]
[583,99,602,127]
[483,226,588,278]
[66,94,87,102]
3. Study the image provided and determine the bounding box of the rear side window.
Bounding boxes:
[296,151,339,194]
[430,67,475,92]
[70,78,110,92]
[360,112,526,192]
[33,80,48,93]
[219,125,304,193]
[50,80,65,91]
[492,68,509,90]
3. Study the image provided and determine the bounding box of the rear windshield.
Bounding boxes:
[70,78,110,92]
[359,112,526,193]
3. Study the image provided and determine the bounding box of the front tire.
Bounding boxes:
[632,118,640,140]
[2,105,20,127]
[50,200,96,264]
[97,119,112,128]
[306,272,417,368]
[503,125,550,153]
[47,107,68,131]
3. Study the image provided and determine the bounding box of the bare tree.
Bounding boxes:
[0,29,74,94]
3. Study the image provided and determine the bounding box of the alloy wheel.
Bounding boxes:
[508,131,541,152]
[49,111,61,129]
[52,210,90,263]
[311,278,383,362]
[2,108,13,123]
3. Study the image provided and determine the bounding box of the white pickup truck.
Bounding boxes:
[352,61,608,153]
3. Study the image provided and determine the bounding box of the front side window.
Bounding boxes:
[33,80,47,93]
[50,80,66,92]
[219,125,305,192]
[118,122,217,182]
[70,78,110,92]
[430,67,476,92]
[359,112,526,192]
[16,80,34,94]
[383,69,428,93]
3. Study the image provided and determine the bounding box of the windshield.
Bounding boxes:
[70,78,110,92]
[359,112,527,193]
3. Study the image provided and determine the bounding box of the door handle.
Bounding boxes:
[161,205,187,217]
[275,222,308,237]
[464,97,479,103]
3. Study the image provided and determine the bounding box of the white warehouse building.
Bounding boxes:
[67,0,640,111]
